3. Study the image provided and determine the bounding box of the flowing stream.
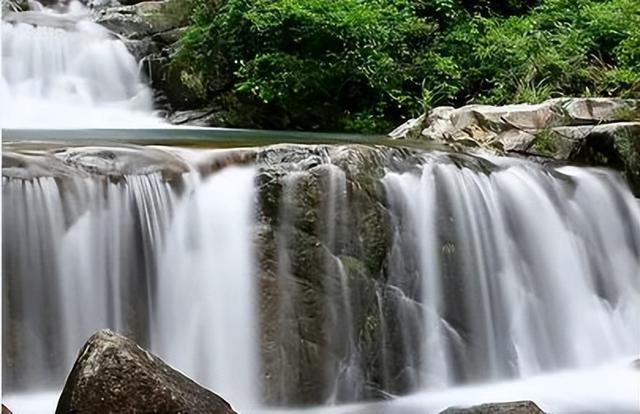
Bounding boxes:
[2,1,640,412]
[3,143,640,413]
[1,0,160,128]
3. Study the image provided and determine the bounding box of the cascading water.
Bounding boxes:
[3,147,261,413]
[2,144,639,413]
[383,160,640,384]
[153,165,259,410]
[2,171,176,390]
[1,1,160,128]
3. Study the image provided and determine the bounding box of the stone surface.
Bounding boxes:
[56,330,237,414]
[391,98,640,194]
[254,145,428,404]
[96,0,190,39]
[94,0,196,114]
[439,400,546,414]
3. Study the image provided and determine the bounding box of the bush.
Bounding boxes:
[174,0,640,132]
[175,0,437,132]
[443,0,640,104]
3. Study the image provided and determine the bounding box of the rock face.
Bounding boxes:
[94,0,196,114]
[391,98,640,194]
[56,330,237,414]
[254,145,426,404]
[439,400,546,414]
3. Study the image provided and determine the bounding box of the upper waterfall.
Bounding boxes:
[1,1,160,128]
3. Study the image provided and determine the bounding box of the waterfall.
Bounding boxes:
[2,162,260,406]
[2,173,176,390]
[1,1,159,128]
[152,166,259,410]
[383,160,640,386]
[3,145,639,413]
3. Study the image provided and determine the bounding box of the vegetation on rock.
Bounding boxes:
[173,0,640,132]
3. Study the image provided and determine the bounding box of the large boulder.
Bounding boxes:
[439,400,545,414]
[56,330,237,414]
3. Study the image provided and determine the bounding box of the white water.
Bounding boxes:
[5,360,640,413]
[1,2,161,128]
[3,149,640,413]
[384,161,640,384]
[152,166,259,410]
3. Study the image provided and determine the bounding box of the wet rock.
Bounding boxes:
[2,0,27,12]
[169,108,224,126]
[2,405,13,414]
[94,0,197,115]
[56,330,236,414]
[439,400,546,414]
[254,144,423,405]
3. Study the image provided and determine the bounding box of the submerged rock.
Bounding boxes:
[439,400,546,414]
[55,330,236,414]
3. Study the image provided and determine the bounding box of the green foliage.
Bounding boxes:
[446,0,640,105]
[531,128,559,156]
[174,0,640,132]
[176,0,436,131]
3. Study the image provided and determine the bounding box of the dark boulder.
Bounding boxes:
[439,400,545,414]
[56,330,236,414]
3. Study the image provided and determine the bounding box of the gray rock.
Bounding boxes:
[95,4,155,38]
[394,98,639,147]
[2,0,26,12]
[439,400,545,414]
[168,108,224,126]
[389,114,426,140]
[55,330,237,414]
[563,97,639,123]
[391,98,640,194]
[95,0,190,39]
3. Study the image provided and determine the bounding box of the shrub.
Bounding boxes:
[174,0,640,132]
[175,0,436,132]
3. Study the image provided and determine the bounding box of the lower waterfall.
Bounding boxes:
[2,145,639,413]
[152,166,259,410]
[384,161,640,384]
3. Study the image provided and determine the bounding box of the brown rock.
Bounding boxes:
[55,330,236,414]
[439,400,546,414]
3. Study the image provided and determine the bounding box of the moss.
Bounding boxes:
[612,104,640,122]
[613,127,640,193]
[531,128,559,156]
[142,0,193,29]
[359,314,378,344]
